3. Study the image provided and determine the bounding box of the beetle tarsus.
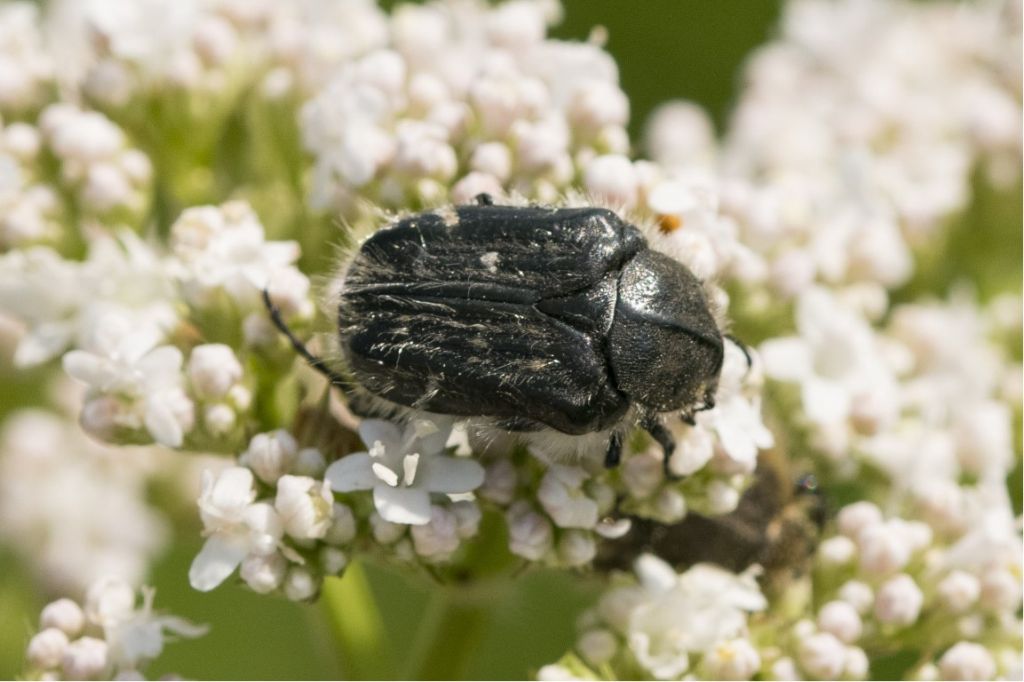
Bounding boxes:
[475,193,495,206]
[604,431,623,468]
[262,288,349,389]
[643,418,678,480]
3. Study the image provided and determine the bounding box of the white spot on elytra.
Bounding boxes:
[480,251,499,273]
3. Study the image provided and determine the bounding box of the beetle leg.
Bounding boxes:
[474,193,495,206]
[604,431,623,469]
[642,417,678,479]
[262,288,349,390]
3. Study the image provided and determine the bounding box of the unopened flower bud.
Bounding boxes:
[798,632,846,679]
[240,430,298,484]
[874,573,923,626]
[40,599,84,637]
[938,642,996,681]
[62,637,109,680]
[818,535,856,566]
[838,580,874,615]
[321,547,348,575]
[283,568,319,601]
[577,629,617,667]
[817,600,862,643]
[188,344,243,399]
[558,530,596,567]
[507,503,553,561]
[26,628,69,670]
[325,503,357,546]
[838,501,882,538]
[240,552,286,594]
[938,571,980,613]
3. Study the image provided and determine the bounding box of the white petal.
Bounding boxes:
[634,554,678,594]
[759,337,813,382]
[418,456,485,494]
[324,453,376,492]
[62,351,117,388]
[373,486,432,525]
[803,377,851,425]
[188,536,247,591]
[358,420,403,453]
[117,329,161,363]
[137,346,183,386]
[144,397,184,448]
[413,416,454,454]
[14,323,73,367]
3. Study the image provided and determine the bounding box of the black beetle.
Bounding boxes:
[265,195,726,474]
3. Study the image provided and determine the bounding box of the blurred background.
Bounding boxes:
[1,1,1019,680]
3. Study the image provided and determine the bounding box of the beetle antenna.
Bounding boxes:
[262,288,350,389]
[724,334,753,370]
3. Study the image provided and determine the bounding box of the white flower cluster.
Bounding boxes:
[648,0,1022,298]
[0,410,168,594]
[796,495,1022,680]
[0,3,52,113]
[300,0,638,213]
[0,117,62,249]
[190,418,487,596]
[39,104,152,220]
[47,0,387,106]
[539,555,767,681]
[23,577,206,680]
[0,200,311,450]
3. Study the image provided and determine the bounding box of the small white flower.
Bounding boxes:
[189,467,284,591]
[85,577,136,628]
[702,638,761,681]
[625,557,766,680]
[63,328,194,448]
[538,465,599,529]
[274,475,334,540]
[104,587,207,670]
[325,418,483,525]
[938,642,996,681]
[874,573,924,626]
[239,430,298,484]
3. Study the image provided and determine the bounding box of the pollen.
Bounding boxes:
[658,213,683,234]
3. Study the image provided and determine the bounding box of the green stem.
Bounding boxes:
[403,586,493,681]
[320,561,395,680]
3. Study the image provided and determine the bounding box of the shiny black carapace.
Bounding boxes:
[266,195,725,473]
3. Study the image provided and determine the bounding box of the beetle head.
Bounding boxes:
[609,250,724,413]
